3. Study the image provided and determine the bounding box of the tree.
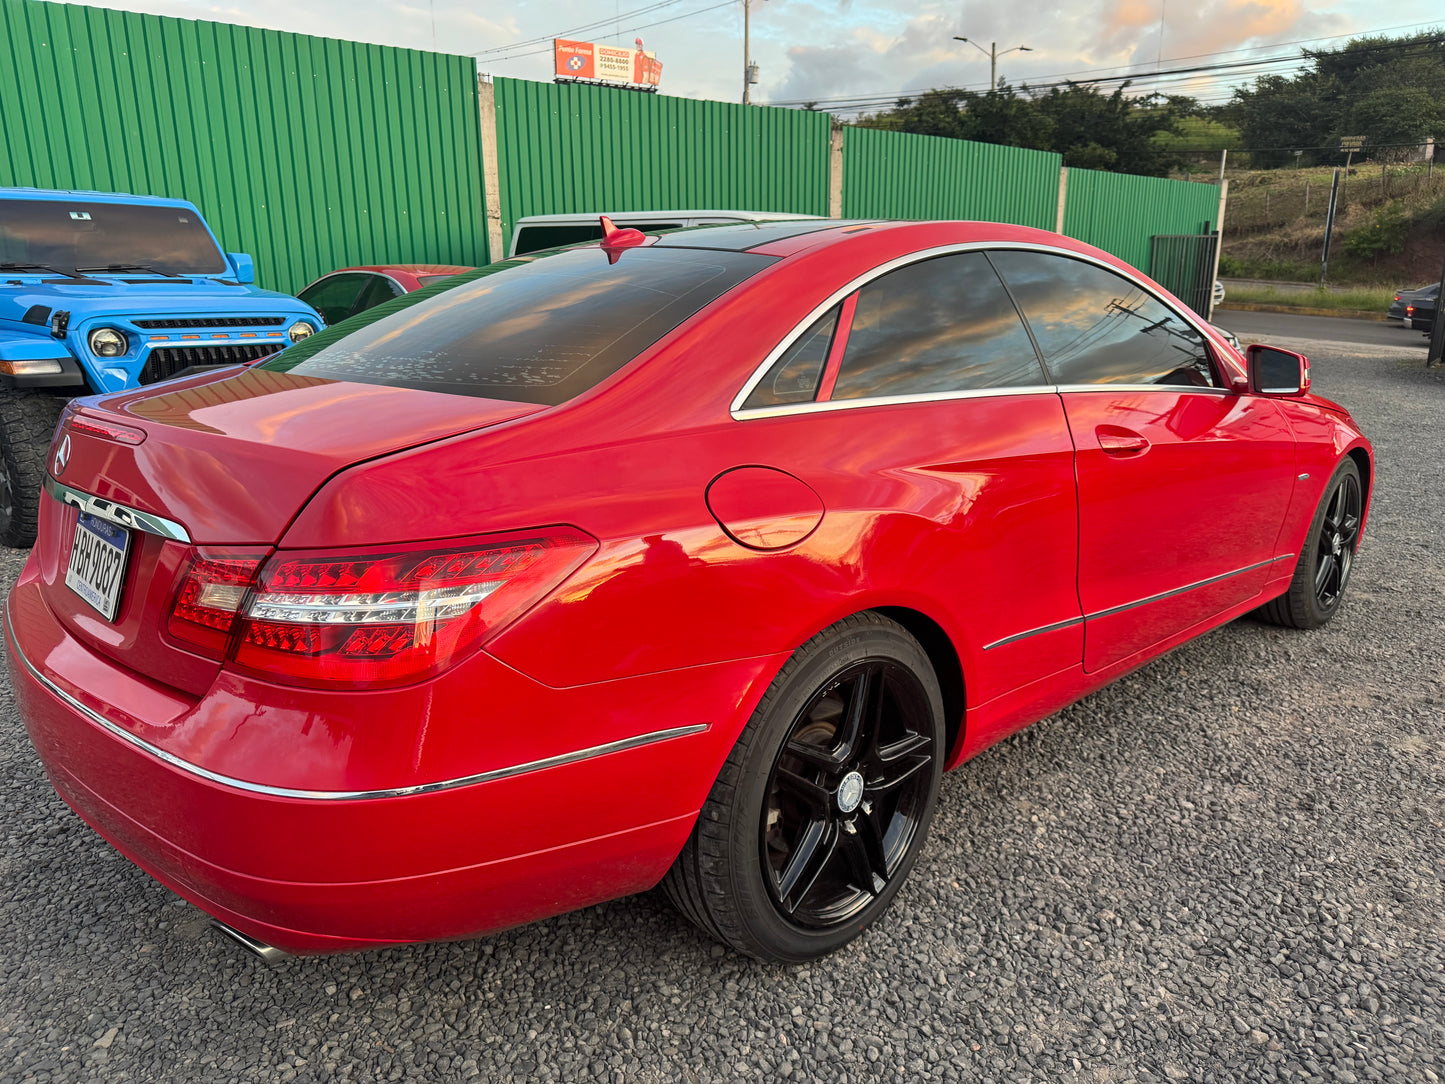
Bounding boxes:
[857,81,1184,176]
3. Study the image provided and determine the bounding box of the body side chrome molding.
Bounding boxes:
[5,604,706,801]
[731,239,1236,420]
[982,555,1295,650]
[44,476,192,542]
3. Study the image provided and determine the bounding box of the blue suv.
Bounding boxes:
[0,187,322,546]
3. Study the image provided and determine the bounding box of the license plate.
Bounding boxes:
[65,512,131,621]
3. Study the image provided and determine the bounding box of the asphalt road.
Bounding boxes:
[1,314,1442,1083]
[1214,308,1425,350]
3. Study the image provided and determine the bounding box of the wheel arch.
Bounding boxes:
[873,605,966,767]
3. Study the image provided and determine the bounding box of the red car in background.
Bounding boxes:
[296,264,474,327]
[8,219,1372,963]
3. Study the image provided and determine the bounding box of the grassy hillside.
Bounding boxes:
[1217,163,1445,287]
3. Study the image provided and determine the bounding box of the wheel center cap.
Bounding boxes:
[1332,533,1342,554]
[836,771,864,814]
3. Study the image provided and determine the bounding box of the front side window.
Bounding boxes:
[831,252,1046,400]
[989,250,1219,388]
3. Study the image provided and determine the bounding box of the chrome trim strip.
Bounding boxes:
[981,554,1295,650]
[982,616,1084,651]
[4,603,707,801]
[736,384,1060,420]
[43,477,192,542]
[1087,555,1294,622]
[730,239,1235,420]
[1052,383,1232,397]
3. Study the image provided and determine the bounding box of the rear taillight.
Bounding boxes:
[167,549,267,656]
[228,528,596,689]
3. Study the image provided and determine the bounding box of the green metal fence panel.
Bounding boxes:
[0,0,485,293]
[492,79,832,254]
[841,127,1062,228]
[1062,168,1220,272]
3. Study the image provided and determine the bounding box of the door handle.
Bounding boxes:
[1097,428,1150,455]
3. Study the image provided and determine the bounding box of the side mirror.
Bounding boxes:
[1246,344,1310,396]
[226,252,256,284]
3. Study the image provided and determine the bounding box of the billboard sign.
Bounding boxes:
[554,39,662,88]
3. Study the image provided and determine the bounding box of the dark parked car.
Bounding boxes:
[1390,282,1438,321]
[1406,293,1436,337]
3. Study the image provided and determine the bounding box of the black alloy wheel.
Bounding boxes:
[663,613,945,963]
[1311,468,1361,611]
[1258,457,1364,630]
[762,660,935,928]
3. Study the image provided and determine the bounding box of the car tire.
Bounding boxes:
[663,612,945,962]
[0,390,65,548]
[1257,457,1363,630]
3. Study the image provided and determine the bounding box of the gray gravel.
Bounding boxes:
[3,326,1444,1083]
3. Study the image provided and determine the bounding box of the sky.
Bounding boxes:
[48,0,1445,114]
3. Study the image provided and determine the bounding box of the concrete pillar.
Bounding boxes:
[477,74,506,263]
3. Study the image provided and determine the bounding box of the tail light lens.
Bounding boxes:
[167,549,268,656]
[228,528,596,689]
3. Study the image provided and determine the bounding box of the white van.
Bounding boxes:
[507,209,821,257]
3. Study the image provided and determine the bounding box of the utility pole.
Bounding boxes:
[953,36,1031,90]
[742,0,763,104]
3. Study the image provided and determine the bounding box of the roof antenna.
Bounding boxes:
[599,215,648,263]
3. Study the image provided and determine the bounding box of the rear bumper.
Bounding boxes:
[7,577,776,954]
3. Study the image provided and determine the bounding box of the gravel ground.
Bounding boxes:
[2,333,1443,1084]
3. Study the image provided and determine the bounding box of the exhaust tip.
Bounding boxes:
[211,919,289,965]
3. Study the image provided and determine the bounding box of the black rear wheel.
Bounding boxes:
[664,613,945,962]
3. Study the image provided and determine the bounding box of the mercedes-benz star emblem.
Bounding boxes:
[53,433,71,476]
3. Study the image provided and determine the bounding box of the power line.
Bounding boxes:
[479,0,737,64]
[770,23,1445,114]
[473,0,688,55]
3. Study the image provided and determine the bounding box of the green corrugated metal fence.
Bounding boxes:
[1061,168,1220,271]
[492,78,832,252]
[0,0,485,293]
[842,127,1062,229]
[0,0,1227,296]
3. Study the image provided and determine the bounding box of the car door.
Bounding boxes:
[990,249,1298,673]
[739,249,1083,710]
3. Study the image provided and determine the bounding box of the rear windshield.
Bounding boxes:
[260,246,774,405]
[0,198,227,276]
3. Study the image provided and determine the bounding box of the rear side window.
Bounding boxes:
[742,308,838,408]
[832,252,1046,400]
[262,247,774,405]
[989,250,1219,388]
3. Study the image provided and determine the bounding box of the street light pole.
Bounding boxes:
[953,36,1031,90]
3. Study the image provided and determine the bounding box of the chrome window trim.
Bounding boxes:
[5,600,707,801]
[730,240,1232,420]
[982,554,1296,650]
[736,384,1060,420]
[43,476,191,542]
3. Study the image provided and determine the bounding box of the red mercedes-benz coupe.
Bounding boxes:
[8,219,1372,963]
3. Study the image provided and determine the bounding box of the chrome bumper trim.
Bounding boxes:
[5,602,707,801]
[43,476,192,543]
